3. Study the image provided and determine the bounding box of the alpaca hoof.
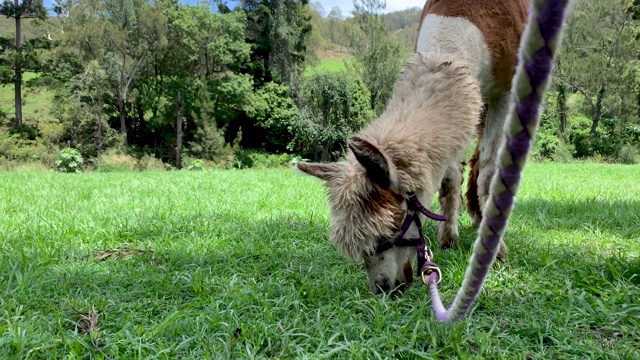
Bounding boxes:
[439,236,459,250]
[496,240,508,263]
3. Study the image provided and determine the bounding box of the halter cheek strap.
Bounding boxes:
[375,192,447,281]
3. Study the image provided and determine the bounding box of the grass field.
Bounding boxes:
[305,56,351,76]
[0,163,639,358]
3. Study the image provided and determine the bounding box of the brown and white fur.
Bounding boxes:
[297,0,529,294]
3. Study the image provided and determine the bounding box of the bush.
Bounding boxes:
[531,131,573,163]
[186,159,205,171]
[616,145,639,164]
[55,148,84,173]
[289,70,375,162]
[232,151,294,169]
[135,154,166,172]
[97,149,137,172]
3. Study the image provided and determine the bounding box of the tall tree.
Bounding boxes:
[242,0,312,85]
[62,0,167,146]
[0,0,46,129]
[348,0,406,114]
[556,0,639,134]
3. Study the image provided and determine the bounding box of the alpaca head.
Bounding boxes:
[297,136,416,294]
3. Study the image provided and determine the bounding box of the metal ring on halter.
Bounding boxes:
[421,265,441,285]
[425,247,433,262]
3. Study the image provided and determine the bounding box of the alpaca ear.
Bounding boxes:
[296,162,343,182]
[348,136,398,191]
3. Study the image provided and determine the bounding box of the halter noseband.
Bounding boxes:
[374,192,446,283]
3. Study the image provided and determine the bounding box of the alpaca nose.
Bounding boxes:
[374,278,407,295]
[376,279,392,293]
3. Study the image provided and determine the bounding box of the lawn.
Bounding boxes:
[0,163,639,358]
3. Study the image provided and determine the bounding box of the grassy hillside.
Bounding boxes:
[0,72,55,123]
[0,163,638,357]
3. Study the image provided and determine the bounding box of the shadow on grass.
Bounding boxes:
[30,214,365,308]
[448,197,640,292]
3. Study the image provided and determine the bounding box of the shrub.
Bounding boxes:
[186,159,205,171]
[531,130,573,163]
[232,151,294,169]
[289,70,375,162]
[55,148,84,173]
[616,144,638,164]
[97,149,137,172]
[135,154,166,172]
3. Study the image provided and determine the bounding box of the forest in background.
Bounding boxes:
[0,0,639,172]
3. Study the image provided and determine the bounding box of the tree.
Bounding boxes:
[61,0,167,146]
[0,0,46,129]
[288,70,374,161]
[556,0,639,135]
[242,0,312,86]
[348,0,406,114]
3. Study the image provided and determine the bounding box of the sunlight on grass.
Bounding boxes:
[0,164,638,358]
[305,56,353,76]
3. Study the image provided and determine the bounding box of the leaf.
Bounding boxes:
[71,305,101,335]
[150,309,183,338]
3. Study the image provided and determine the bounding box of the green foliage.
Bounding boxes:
[54,147,83,173]
[242,0,312,85]
[134,154,167,171]
[0,0,637,168]
[251,82,299,149]
[0,0,46,20]
[0,128,57,168]
[232,150,295,169]
[96,149,137,172]
[616,144,639,164]
[289,70,374,161]
[349,0,408,114]
[186,158,205,171]
[556,0,639,136]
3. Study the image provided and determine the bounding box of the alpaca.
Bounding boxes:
[297,0,529,294]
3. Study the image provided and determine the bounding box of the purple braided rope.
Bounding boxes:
[426,0,573,322]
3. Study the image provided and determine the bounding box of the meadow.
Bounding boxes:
[0,163,639,358]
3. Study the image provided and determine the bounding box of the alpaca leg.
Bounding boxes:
[477,93,510,261]
[465,104,487,227]
[438,162,463,250]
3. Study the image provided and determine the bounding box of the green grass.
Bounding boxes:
[305,56,352,76]
[1,72,55,122]
[0,163,639,358]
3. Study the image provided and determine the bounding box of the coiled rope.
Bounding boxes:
[425,0,574,322]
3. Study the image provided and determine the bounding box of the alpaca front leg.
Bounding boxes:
[438,163,463,250]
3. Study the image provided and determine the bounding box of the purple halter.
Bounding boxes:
[374,192,447,281]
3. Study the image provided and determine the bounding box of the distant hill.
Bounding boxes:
[0,17,62,41]
[382,7,421,32]
[382,7,422,48]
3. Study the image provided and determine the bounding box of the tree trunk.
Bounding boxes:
[118,91,127,145]
[14,2,22,129]
[176,91,183,169]
[137,101,144,129]
[590,86,606,135]
[557,81,567,137]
